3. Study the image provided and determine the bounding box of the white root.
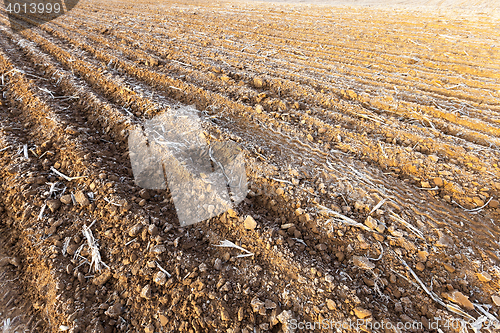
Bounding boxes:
[155,261,172,278]
[23,144,28,159]
[369,198,387,215]
[82,221,108,273]
[50,166,87,181]
[390,212,425,240]
[213,239,254,258]
[37,204,46,220]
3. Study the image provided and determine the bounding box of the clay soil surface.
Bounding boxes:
[1,0,500,332]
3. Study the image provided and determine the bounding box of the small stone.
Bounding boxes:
[377,223,385,234]
[336,252,345,262]
[433,177,444,187]
[199,263,208,273]
[104,302,123,318]
[250,297,265,314]
[259,323,269,330]
[326,299,336,310]
[276,187,285,196]
[325,274,334,283]
[159,314,168,326]
[238,307,244,321]
[473,197,484,206]
[244,215,257,230]
[144,324,154,333]
[253,77,264,88]
[214,258,222,270]
[9,257,21,268]
[221,308,231,321]
[74,191,90,206]
[477,271,492,282]
[429,155,439,162]
[416,262,425,271]
[448,291,474,310]
[150,245,166,255]
[443,263,455,273]
[398,237,417,252]
[255,104,263,113]
[436,234,453,247]
[46,199,61,212]
[93,270,112,287]
[139,189,150,200]
[417,250,428,262]
[353,256,375,270]
[492,295,500,306]
[421,181,431,188]
[129,223,143,237]
[277,310,294,333]
[60,195,72,205]
[140,285,151,299]
[148,224,159,236]
[354,307,372,319]
[264,299,276,310]
[489,200,500,209]
[316,243,327,251]
[389,274,397,284]
[154,271,167,285]
[394,302,403,313]
[365,216,378,230]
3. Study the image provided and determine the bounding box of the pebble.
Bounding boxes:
[473,197,485,206]
[326,299,336,310]
[489,200,500,209]
[199,263,208,273]
[417,250,428,262]
[159,314,168,326]
[492,295,500,306]
[250,297,266,315]
[148,224,158,236]
[477,271,492,282]
[129,223,143,237]
[214,258,222,270]
[74,191,90,207]
[433,177,444,187]
[277,310,294,333]
[221,308,231,321]
[154,271,167,285]
[104,302,123,318]
[140,285,151,299]
[353,307,372,319]
[365,216,378,230]
[353,256,375,270]
[244,215,257,230]
[416,262,425,271]
[447,290,474,310]
[60,195,72,205]
[255,104,263,113]
[443,263,455,273]
[325,274,334,283]
[46,199,61,212]
[253,77,264,88]
[139,189,150,200]
[150,245,166,255]
[93,270,112,287]
[264,299,276,310]
[144,324,154,333]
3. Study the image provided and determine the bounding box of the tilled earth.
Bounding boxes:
[0,0,500,332]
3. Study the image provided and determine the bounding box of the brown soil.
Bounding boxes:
[0,0,499,332]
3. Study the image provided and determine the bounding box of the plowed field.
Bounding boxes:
[1,0,500,332]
